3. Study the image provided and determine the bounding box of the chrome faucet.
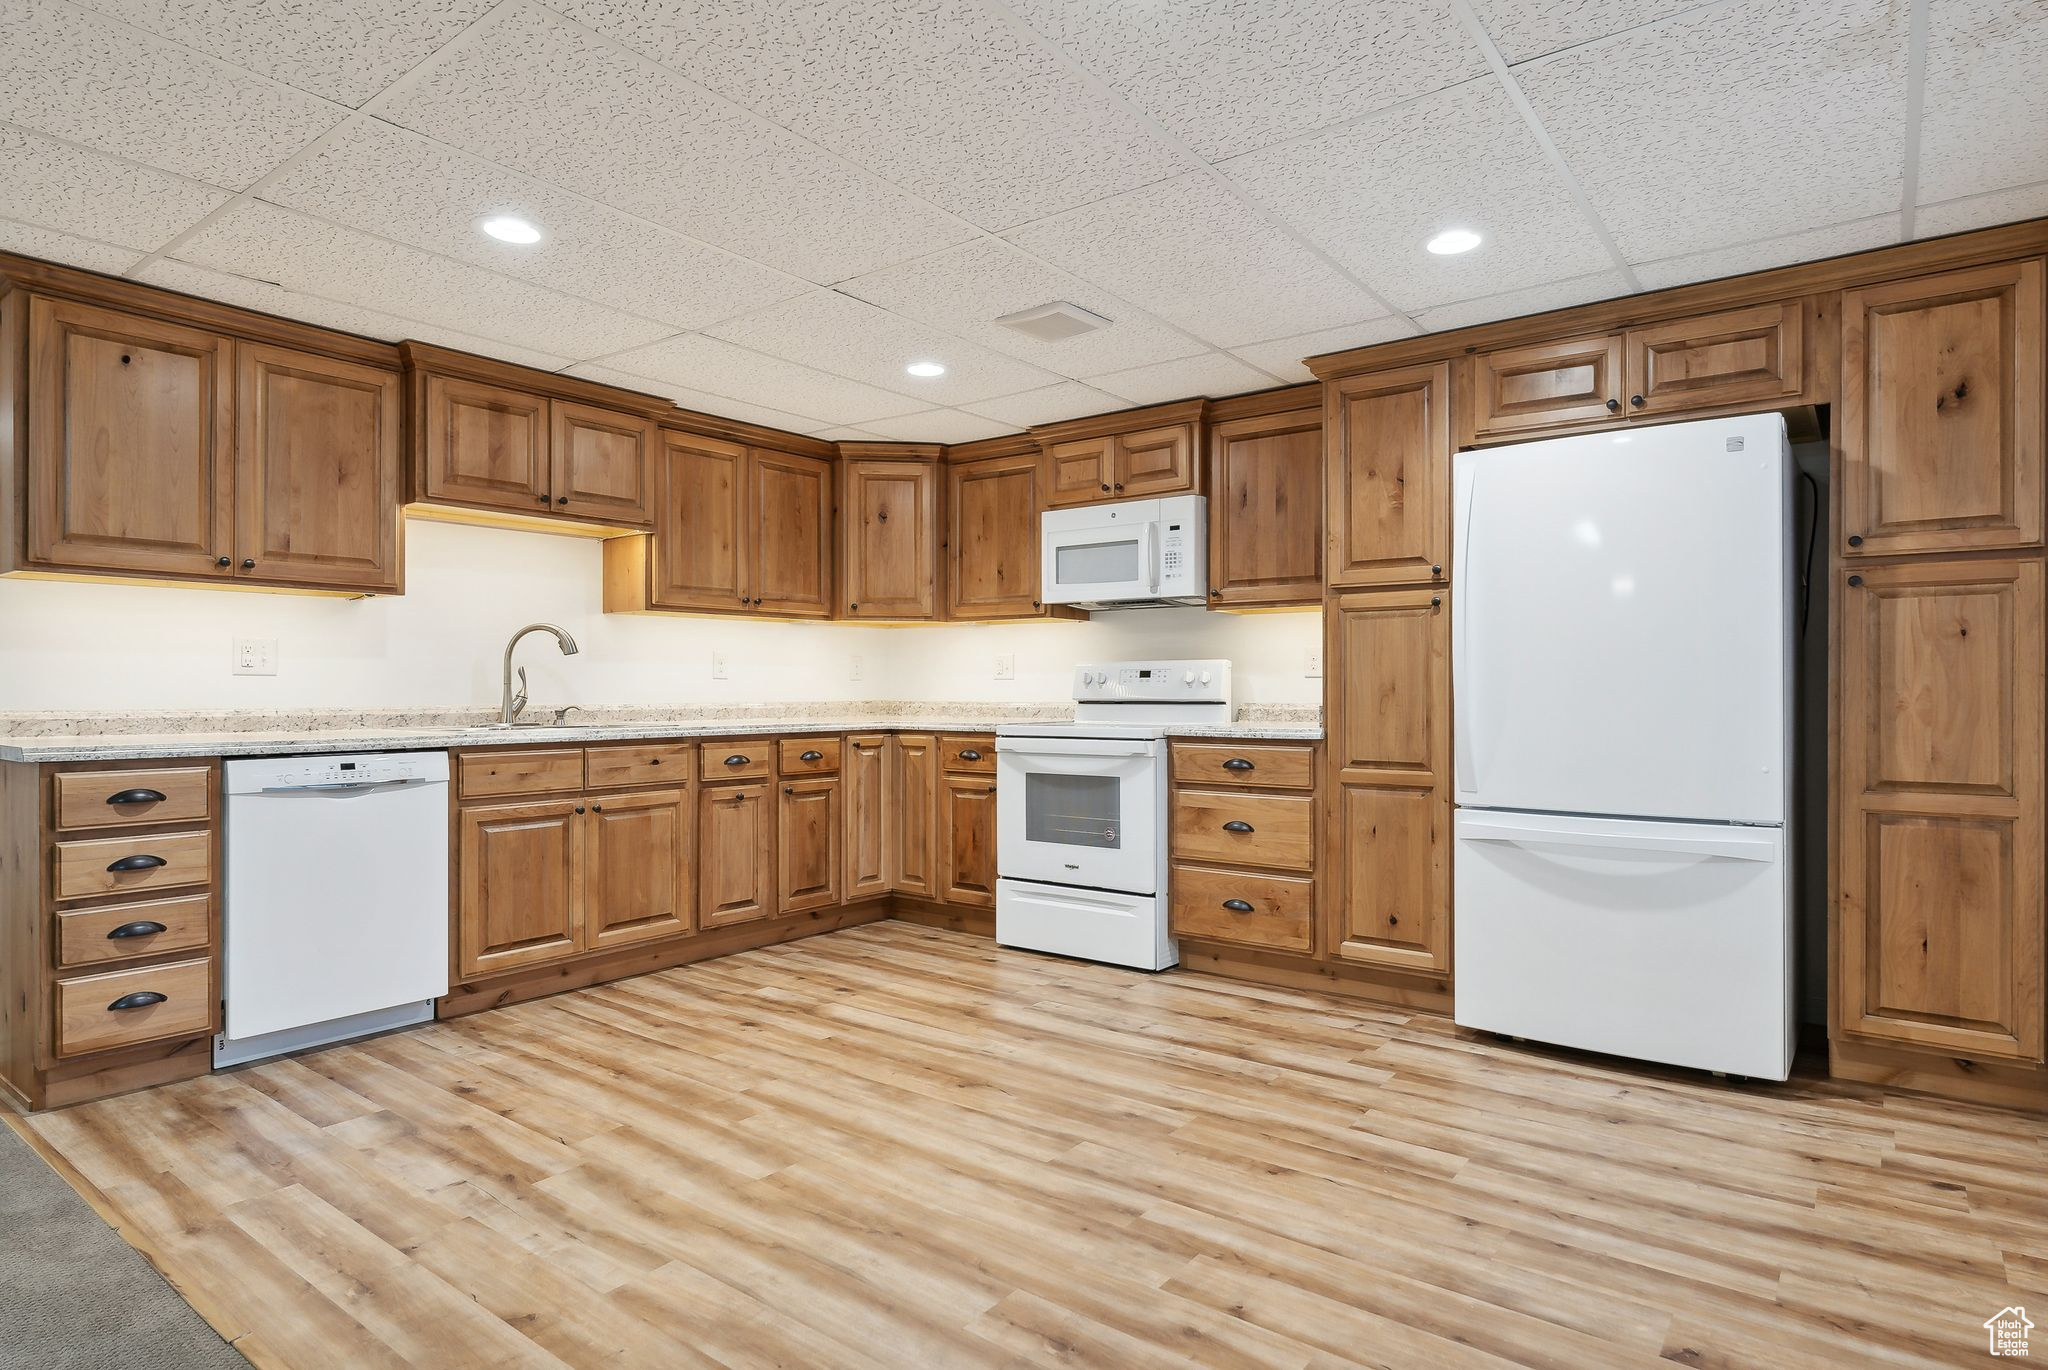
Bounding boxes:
[500,623,580,725]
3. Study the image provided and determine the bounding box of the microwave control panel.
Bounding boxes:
[1073,659,1232,704]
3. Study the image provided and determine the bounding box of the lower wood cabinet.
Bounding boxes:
[582,790,691,952]
[890,733,939,898]
[844,734,890,900]
[699,780,776,928]
[938,736,998,908]
[778,776,842,913]
[1168,740,1318,955]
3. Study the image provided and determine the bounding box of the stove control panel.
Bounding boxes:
[1073,659,1232,704]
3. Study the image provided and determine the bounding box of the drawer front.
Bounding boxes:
[55,958,213,1057]
[778,737,842,775]
[940,734,996,774]
[1171,791,1314,870]
[458,748,586,798]
[54,830,211,903]
[584,742,695,790]
[57,893,212,968]
[701,743,772,781]
[55,767,213,830]
[1171,743,1314,791]
[1170,864,1313,953]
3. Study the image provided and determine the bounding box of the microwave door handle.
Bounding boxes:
[1138,522,1159,593]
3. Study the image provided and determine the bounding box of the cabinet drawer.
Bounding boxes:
[1171,743,1314,791]
[459,748,585,798]
[55,767,213,830]
[55,958,213,1057]
[940,734,996,774]
[702,743,772,781]
[1171,791,1313,870]
[779,737,842,775]
[57,893,212,968]
[54,830,211,903]
[1170,864,1313,953]
[584,742,694,790]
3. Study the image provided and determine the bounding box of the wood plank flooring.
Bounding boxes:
[19,921,2048,1369]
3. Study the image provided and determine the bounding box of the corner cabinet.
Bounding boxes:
[947,447,1061,621]
[839,454,940,620]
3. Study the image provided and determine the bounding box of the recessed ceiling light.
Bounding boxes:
[480,215,542,244]
[905,360,946,378]
[1426,227,1482,256]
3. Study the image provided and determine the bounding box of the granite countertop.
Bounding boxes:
[0,702,1322,762]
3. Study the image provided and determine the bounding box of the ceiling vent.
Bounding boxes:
[995,300,1112,342]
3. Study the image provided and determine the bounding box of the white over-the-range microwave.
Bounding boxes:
[1040,494,1207,610]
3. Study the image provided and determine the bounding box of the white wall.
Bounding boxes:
[0,518,1324,713]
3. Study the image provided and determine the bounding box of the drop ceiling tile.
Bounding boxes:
[1230,318,1421,383]
[0,219,142,275]
[377,4,974,283]
[600,334,927,427]
[840,238,1204,379]
[261,120,807,331]
[0,0,345,190]
[962,381,1126,427]
[1089,351,1278,406]
[1007,0,1485,161]
[705,291,1060,406]
[1222,79,1612,312]
[562,362,833,436]
[0,123,232,250]
[1007,172,1388,348]
[171,200,671,358]
[1632,217,1899,291]
[1411,269,1634,333]
[814,426,888,442]
[137,258,578,370]
[1916,181,2048,238]
[857,410,1022,444]
[549,0,1188,231]
[1514,0,1911,260]
[1918,0,2048,205]
[66,0,495,107]
[1468,1,1711,63]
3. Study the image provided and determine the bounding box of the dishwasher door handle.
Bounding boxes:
[257,778,430,794]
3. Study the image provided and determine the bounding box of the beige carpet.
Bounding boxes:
[0,1119,247,1370]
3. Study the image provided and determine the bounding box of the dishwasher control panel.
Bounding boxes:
[225,750,450,793]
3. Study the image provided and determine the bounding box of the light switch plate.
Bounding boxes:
[1304,649,1323,679]
[233,637,278,676]
[994,653,1015,681]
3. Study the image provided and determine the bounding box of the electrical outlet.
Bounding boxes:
[232,637,278,676]
[849,653,864,681]
[711,650,728,680]
[1304,648,1323,679]
[993,653,1015,681]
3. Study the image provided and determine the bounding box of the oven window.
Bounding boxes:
[1024,773,1122,848]
[1055,538,1140,585]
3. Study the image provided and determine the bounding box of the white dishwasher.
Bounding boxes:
[218,751,450,1067]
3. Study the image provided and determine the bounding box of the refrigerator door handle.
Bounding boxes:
[1458,814,1779,862]
[1452,460,1479,795]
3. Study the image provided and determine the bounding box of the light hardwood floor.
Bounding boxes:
[16,921,2048,1369]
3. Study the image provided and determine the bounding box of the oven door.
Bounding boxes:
[996,736,1163,894]
[1041,519,1158,606]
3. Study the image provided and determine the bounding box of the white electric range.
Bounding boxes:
[995,659,1232,970]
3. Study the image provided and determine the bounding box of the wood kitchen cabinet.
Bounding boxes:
[1039,401,1203,507]
[1324,362,1450,590]
[946,446,1054,620]
[1324,587,1451,975]
[1839,259,2044,557]
[581,789,691,952]
[549,401,658,528]
[1207,405,1322,606]
[939,737,999,909]
[700,780,776,928]
[457,799,583,977]
[749,447,834,617]
[1168,741,1318,955]
[778,775,842,913]
[844,734,890,900]
[839,453,939,619]
[889,733,939,898]
[416,374,551,515]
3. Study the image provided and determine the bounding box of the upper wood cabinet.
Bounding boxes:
[1465,333,1622,441]
[1324,362,1449,590]
[749,447,834,617]
[1840,258,2044,557]
[549,401,657,527]
[840,456,939,619]
[1038,402,1203,508]
[235,343,402,592]
[1207,406,1322,607]
[947,448,1050,620]
[1046,436,1114,504]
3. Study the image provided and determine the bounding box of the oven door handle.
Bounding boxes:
[995,736,1159,759]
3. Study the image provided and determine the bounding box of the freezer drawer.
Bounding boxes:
[1453,809,1793,1080]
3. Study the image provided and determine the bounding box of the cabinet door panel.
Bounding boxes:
[26,297,233,578]
[235,343,401,591]
[458,800,582,977]
[750,448,833,617]
[1045,437,1113,506]
[1331,784,1448,973]
[583,789,691,951]
[1466,334,1622,441]
[778,776,842,913]
[699,783,775,928]
[844,735,889,901]
[890,734,938,898]
[1328,588,1446,786]
[1114,423,1195,499]
[1841,259,2044,556]
[841,460,937,618]
[420,375,549,514]
[940,777,998,908]
[550,401,655,527]
[652,430,748,612]
[1209,409,1322,606]
[1622,301,1805,417]
[948,453,1045,620]
[1325,362,1449,588]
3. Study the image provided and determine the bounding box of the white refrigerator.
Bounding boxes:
[1451,413,1795,1080]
